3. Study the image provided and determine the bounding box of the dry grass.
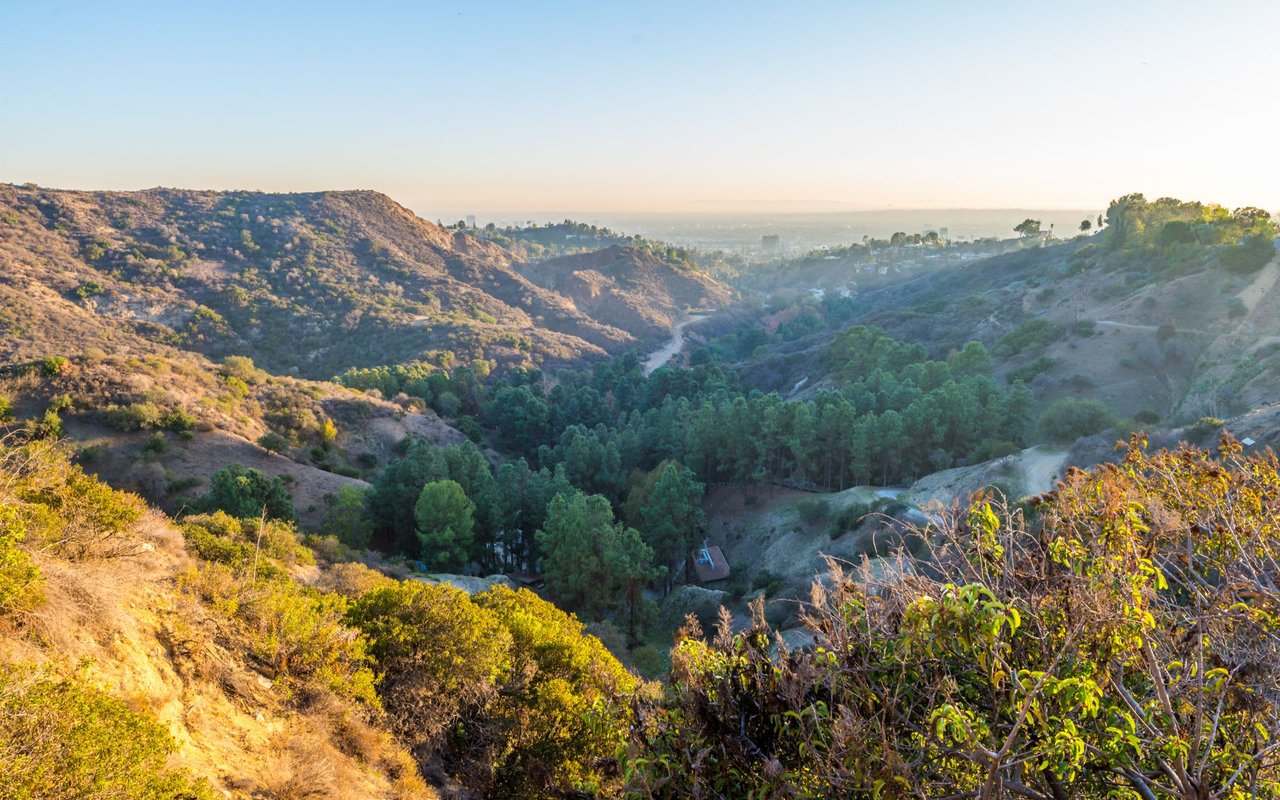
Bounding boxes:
[0,441,438,799]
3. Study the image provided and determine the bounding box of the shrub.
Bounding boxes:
[630,643,668,678]
[166,475,202,495]
[221,354,264,383]
[142,431,168,455]
[1221,234,1275,274]
[318,561,393,598]
[796,497,829,526]
[192,463,295,522]
[1185,416,1225,442]
[346,580,512,748]
[627,440,1280,798]
[0,506,41,615]
[181,562,377,706]
[30,409,62,440]
[74,280,106,299]
[994,318,1062,356]
[1037,397,1117,443]
[1133,409,1161,425]
[162,407,196,434]
[0,664,212,799]
[751,569,782,597]
[258,431,290,453]
[38,356,70,377]
[15,453,146,559]
[829,502,872,538]
[1007,355,1055,384]
[0,393,13,423]
[104,402,165,431]
[472,585,638,797]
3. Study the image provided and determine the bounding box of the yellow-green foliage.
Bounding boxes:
[630,438,1280,799]
[0,439,149,615]
[178,513,376,707]
[0,505,41,614]
[348,581,639,798]
[181,511,313,574]
[8,440,145,558]
[475,585,638,798]
[347,580,512,742]
[0,664,212,800]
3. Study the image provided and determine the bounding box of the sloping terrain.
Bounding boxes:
[735,235,1280,424]
[520,245,730,341]
[0,184,731,378]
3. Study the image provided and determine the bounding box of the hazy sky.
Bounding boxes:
[2,0,1277,215]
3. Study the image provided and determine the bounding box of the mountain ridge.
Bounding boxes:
[0,183,731,378]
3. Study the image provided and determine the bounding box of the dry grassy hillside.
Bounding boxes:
[0,441,435,798]
[0,346,466,528]
[0,184,730,378]
[521,245,731,340]
[737,235,1280,425]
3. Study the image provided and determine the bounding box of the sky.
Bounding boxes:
[2,0,1278,216]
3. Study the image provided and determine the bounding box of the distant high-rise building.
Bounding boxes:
[466,215,477,228]
[761,234,780,250]
[939,227,949,239]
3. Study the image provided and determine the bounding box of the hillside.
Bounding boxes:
[730,215,1280,426]
[0,184,731,378]
[0,439,639,799]
[520,245,729,341]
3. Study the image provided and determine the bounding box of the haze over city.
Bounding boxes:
[3,0,1277,216]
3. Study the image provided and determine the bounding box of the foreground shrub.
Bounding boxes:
[180,562,377,706]
[0,664,212,799]
[628,437,1280,798]
[6,439,146,559]
[0,505,41,614]
[346,580,511,747]
[348,581,639,798]
[473,585,638,798]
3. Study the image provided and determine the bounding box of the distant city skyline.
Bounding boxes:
[2,1,1277,214]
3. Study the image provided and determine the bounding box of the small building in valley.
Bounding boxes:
[692,542,731,583]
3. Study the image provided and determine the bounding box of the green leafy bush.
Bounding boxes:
[191,463,294,522]
[796,497,829,526]
[0,664,212,799]
[1037,397,1117,443]
[347,580,512,746]
[1007,355,1055,384]
[1185,416,1225,442]
[38,356,70,377]
[180,560,376,706]
[105,402,165,431]
[994,318,1062,356]
[829,502,872,538]
[0,506,41,614]
[1221,234,1275,274]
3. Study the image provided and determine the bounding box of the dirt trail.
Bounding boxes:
[643,312,712,375]
[1094,320,1212,336]
[1021,447,1068,496]
[1237,256,1280,313]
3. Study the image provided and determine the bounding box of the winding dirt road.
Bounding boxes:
[643,313,712,375]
